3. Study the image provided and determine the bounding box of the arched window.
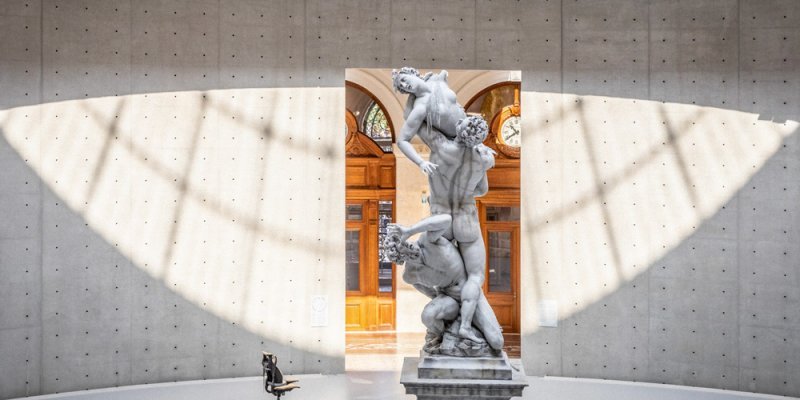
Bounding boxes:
[362,103,393,152]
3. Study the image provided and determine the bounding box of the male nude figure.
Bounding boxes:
[392,67,496,344]
[421,117,495,344]
[385,214,503,351]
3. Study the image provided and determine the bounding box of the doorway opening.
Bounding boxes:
[344,69,521,370]
[344,81,397,332]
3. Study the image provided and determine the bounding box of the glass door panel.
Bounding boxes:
[480,201,520,334]
[485,206,520,222]
[377,200,394,293]
[345,230,361,292]
[346,204,363,221]
[487,231,512,293]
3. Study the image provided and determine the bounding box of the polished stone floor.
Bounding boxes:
[20,374,788,400]
[345,332,521,371]
[18,333,782,400]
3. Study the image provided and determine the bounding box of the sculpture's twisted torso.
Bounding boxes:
[402,233,465,299]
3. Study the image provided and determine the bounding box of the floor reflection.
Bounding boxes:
[345,332,521,371]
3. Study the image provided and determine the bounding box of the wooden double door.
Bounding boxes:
[342,126,519,333]
[345,198,396,331]
[477,199,521,334]
[344,197,520,333]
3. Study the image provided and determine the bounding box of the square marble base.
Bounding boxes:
[400,356,528,400]
[417,351,513,380]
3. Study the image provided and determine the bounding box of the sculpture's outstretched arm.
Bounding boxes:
[472,145,494,197]
[474,174,489,198]
[398,104,427,164]
[403,94,416,120]
[398,104,439,175]
[392,214,451,243]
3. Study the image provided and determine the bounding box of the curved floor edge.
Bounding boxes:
[11,373,796,400]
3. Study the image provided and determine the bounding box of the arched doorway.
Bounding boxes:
[345,82,397,331]
[343,71,522,366]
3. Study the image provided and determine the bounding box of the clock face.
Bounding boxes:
[500,116,521,147]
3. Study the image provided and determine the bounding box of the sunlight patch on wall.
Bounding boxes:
[0,87,345,358]
[522,92,799,329]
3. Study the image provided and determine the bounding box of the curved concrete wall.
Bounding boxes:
[0,0,797,398]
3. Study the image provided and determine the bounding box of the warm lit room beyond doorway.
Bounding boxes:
[344,69,522,371]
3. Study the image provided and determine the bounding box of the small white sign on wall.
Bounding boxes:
[311,295,328,327]
[538,300,558,327]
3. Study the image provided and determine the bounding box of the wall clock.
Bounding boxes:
[499,115,521,147]
[490,102,521,159]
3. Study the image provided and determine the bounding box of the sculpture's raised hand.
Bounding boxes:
[419,160,439,176]
[387,223,410,242]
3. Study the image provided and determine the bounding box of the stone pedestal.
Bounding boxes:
[418,352,513,380]
[400,352,528,400]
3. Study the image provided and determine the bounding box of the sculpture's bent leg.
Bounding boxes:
[457,237,486,343]
[472,293,504,350]
[422,295,459,353]
[422,295,459,335]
